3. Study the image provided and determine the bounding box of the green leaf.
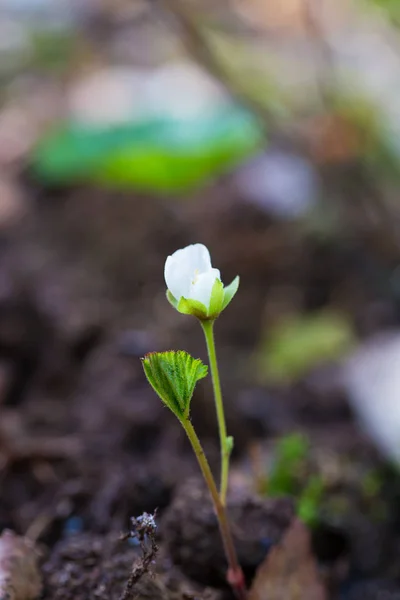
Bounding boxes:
[257,310,356,384]
[265,433,310,497]
[177,297,208,319]
[297,476,324,527]
[366,0,400,27]
[31,107,263,194]
[208,279,224,318]
[142,350,208,420]
[222,276,240,311]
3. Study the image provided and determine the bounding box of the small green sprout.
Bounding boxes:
[261,433,325,527]
[142,243,245,600]
[164,243,239,502]
[266,433,310,497]
[297,476,325,527]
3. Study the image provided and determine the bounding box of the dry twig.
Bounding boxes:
[119,511,159,600]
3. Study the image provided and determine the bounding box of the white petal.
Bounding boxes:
[164,244,212,300]
[188,269,221,309]
[170,244,212,274]
[164,255,191,300]
[187,244,212,273]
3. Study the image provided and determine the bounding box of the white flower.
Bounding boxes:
[165,244,219,308]
[164,243,239,319]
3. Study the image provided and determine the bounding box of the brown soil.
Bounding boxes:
[1,184,400,599]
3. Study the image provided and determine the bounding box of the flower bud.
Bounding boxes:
[164,243,239,320]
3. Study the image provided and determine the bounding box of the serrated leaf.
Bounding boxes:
[177,297,208,319]
[142,350,208,420]
[208,278,224,318]
[222,276,240,311]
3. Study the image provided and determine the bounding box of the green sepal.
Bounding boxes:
[208,278,224,318]
[142,350,208,421]
[166,290,178,309]
[177,297,208,319]
[221,276,240,311]
[167,275,239,320]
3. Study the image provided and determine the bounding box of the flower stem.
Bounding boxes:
[182,418,246,600]
[201,319,230,504]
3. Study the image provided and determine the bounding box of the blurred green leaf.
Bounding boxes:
[257,310,356,384]
[264,433,309,497]
[31,106,263,193]
[297,476,325,527]
[361,469,383,498]
[261,434,325,527]
[364,0,400,26]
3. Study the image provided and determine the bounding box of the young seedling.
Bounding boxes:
[164,244,239,504]
[142,244,245,599]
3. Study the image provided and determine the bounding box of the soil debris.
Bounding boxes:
[42,530,219,600]
[119,511,159,600]
[162,478,294,587]
[0,529,42,600]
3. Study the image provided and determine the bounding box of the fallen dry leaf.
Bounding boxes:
[0,530,42,600]
[248,519,327,600]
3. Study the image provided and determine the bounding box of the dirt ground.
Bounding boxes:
[1,181,400,599]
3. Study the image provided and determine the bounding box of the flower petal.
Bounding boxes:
[164,255,191,300]
[187,244,212,274]
[165,244,212,300]
[188,269,220,309]
[170,243,211,272]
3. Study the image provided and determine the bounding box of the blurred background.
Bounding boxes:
[3,0,400,598]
